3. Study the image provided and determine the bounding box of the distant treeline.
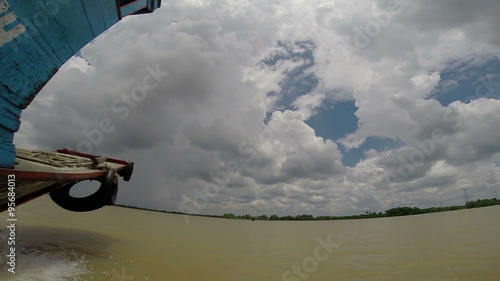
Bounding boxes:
[115,198,500,221]
[113,204,222,219]
[222,198,500,221]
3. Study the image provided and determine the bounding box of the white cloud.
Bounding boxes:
[15,0,500,216]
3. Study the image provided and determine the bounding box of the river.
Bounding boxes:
[1,196,499,281]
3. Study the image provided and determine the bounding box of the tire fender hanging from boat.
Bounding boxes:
[49,168,118,212]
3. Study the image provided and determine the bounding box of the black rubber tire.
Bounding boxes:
[49,168,118,212]
[117,162,134,182]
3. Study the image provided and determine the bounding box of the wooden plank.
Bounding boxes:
[7,0,74,63]
[0,16,62,73]
[0,48,56,107]
[50,0,94,52]
[0,95,21,132]
[0,93,21,118]
[121,0,148,17]
[0,95,20,161]
[81,0,106,37]
[0,125,14,144]
[0,140,15,168]
[100,0,120,28]
[0,0,55,101]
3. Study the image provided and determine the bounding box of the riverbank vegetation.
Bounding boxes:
[116,198,500,221]
[221,198,500,221]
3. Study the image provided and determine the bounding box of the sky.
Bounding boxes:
[15,0,500,216]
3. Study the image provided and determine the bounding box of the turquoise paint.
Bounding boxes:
[100,0,121,28]
[50,0,96,53]
[120,0,148,16]
[121,0,160,17]
[0,0,161,168]
[8,0,75,63]
[82,0,107,37]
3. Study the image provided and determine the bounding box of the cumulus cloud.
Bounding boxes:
[15,0,500,216]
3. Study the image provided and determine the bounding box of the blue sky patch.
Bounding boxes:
[306,100,403,167]
[262,40,318,111]
[306,100,358,141]
[431,58,500,106]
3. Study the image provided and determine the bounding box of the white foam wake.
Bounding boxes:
[1,248,88,281]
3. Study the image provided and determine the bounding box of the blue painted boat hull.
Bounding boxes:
[0,0,160,168]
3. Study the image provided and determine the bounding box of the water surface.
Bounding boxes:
[1,196,499,280]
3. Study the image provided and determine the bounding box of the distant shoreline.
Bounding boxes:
[114,197,500,221]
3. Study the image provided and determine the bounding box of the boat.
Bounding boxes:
[0,0,160,212]
[0,148,134,212]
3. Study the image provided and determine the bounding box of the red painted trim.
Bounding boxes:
[0,149,130,181]
[0,149,132,212]
[56,148,130,165]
